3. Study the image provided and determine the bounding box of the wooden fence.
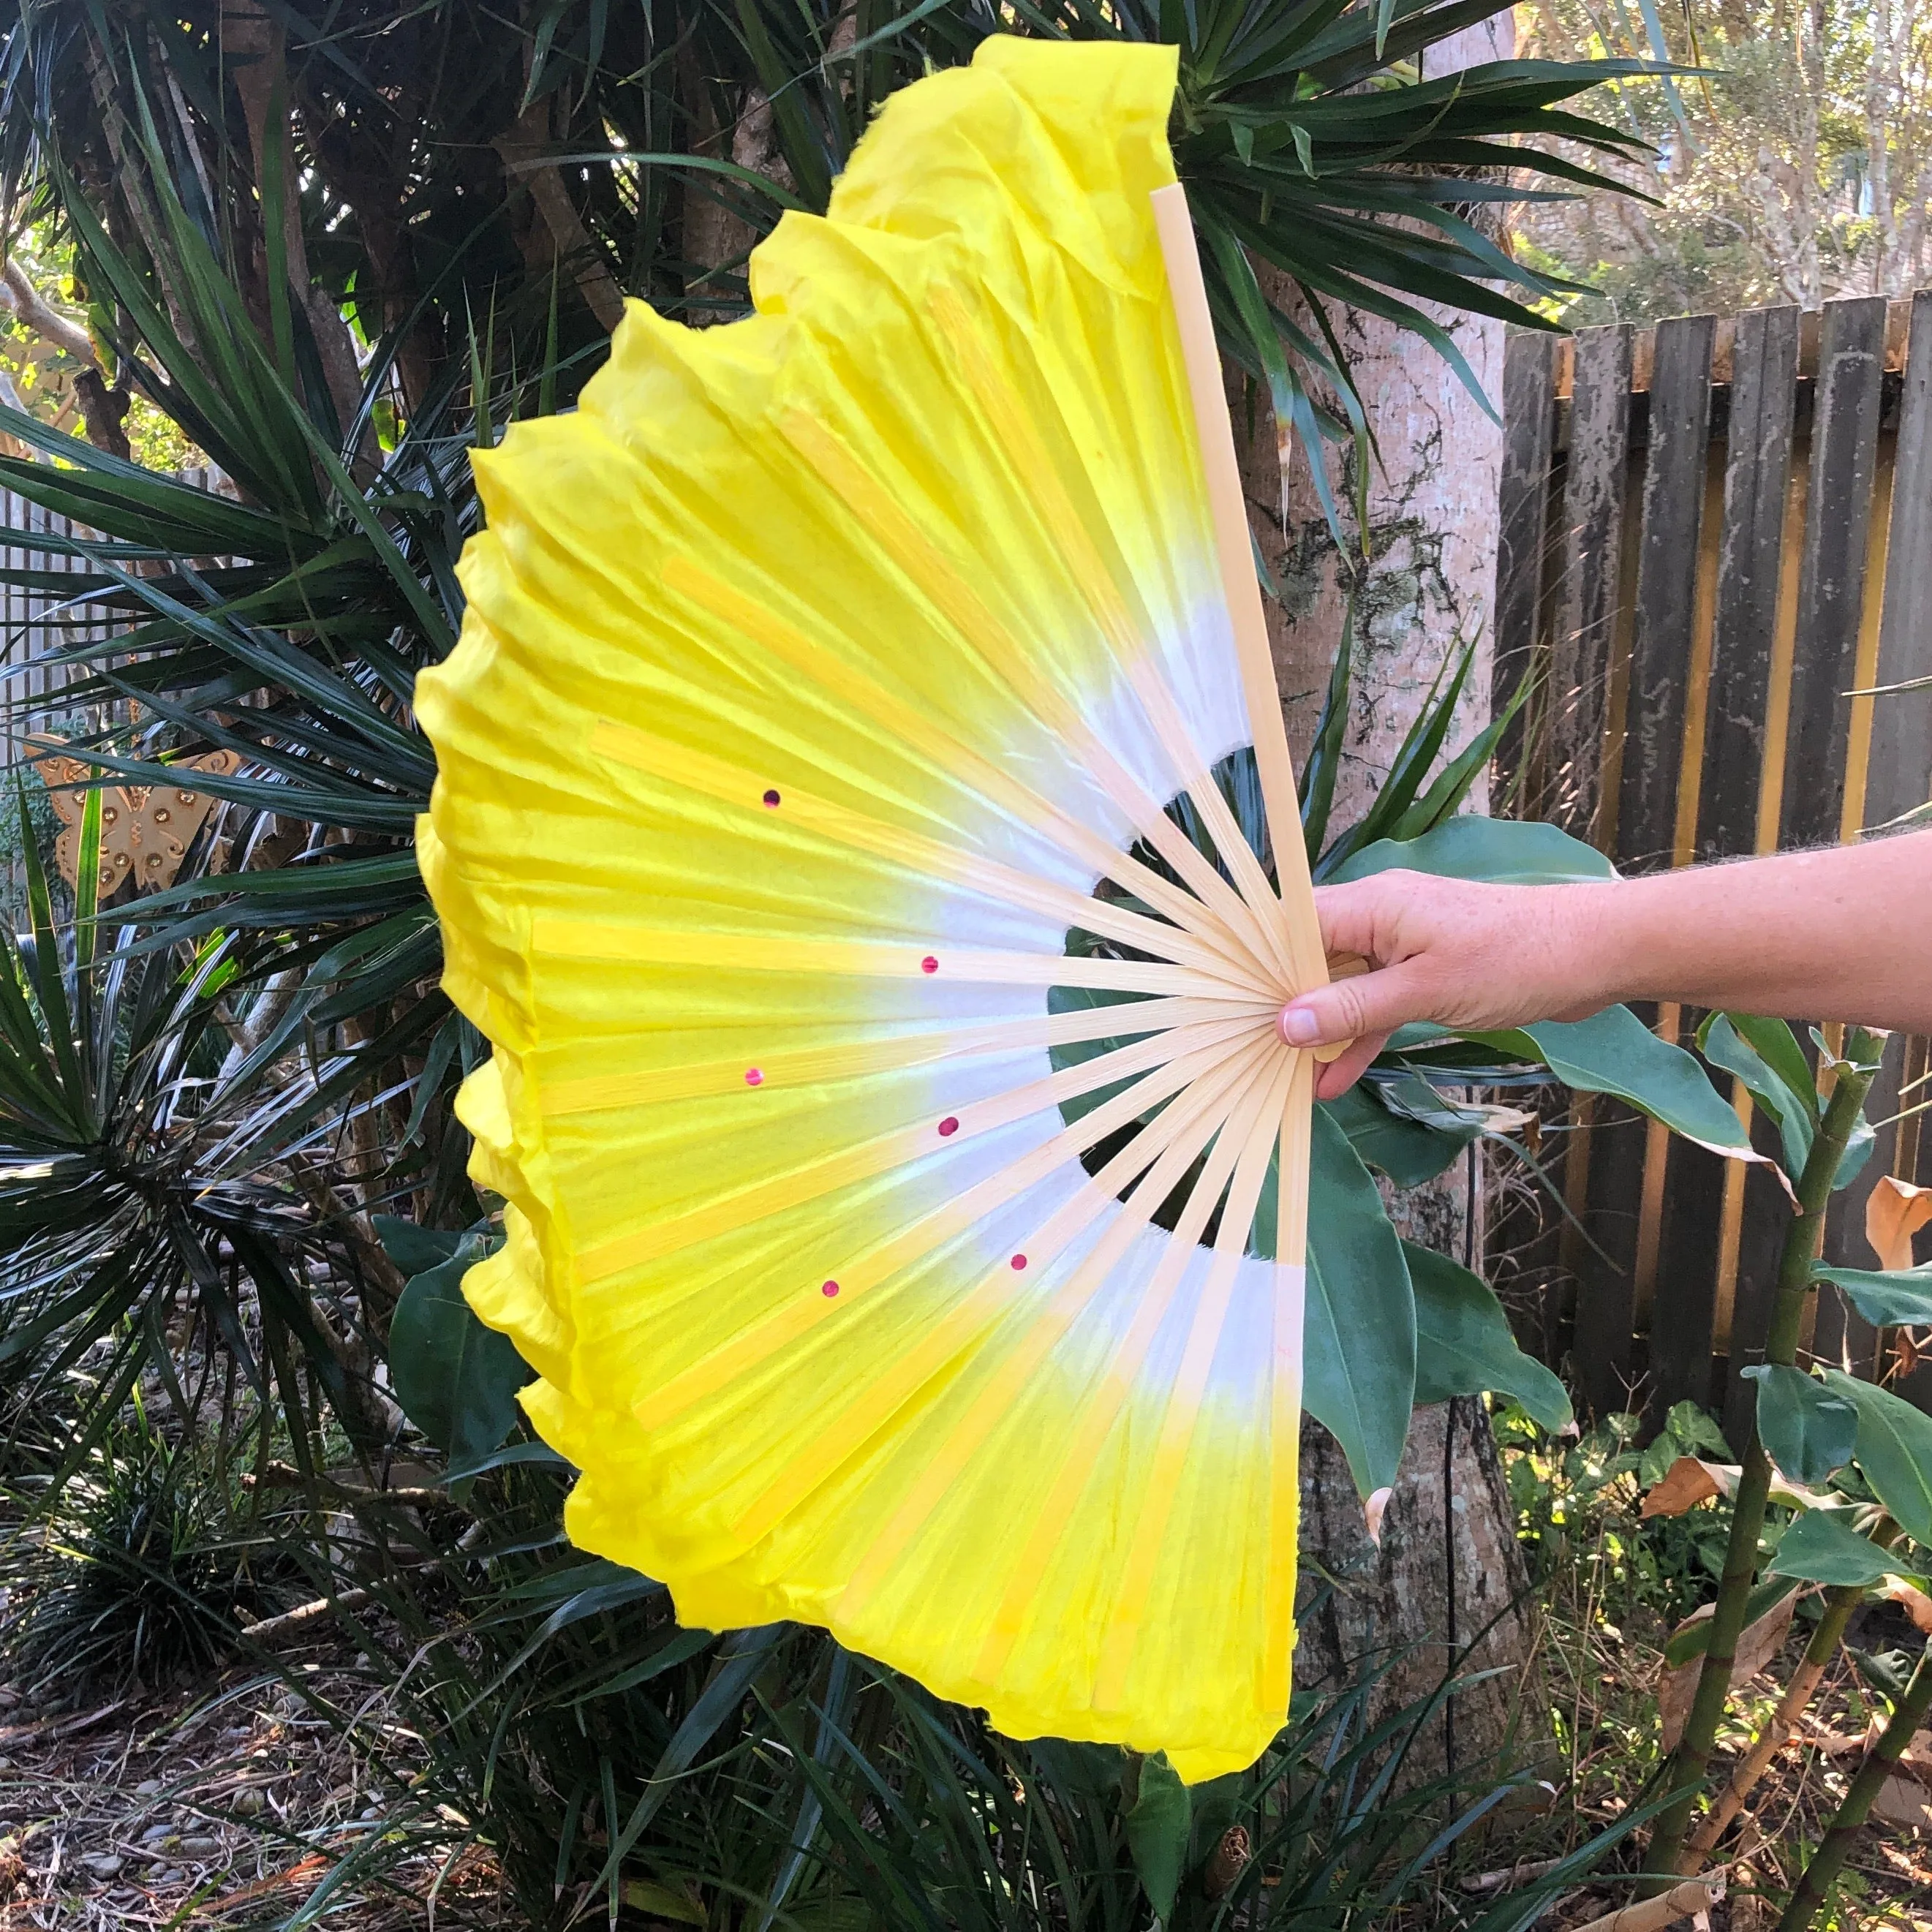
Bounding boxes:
[0,487,127,906]
[1,487,105,757]
[1494,292,1932,1440]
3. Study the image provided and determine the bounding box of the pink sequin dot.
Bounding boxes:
[1010,1253,1028,1271]
[821,1280,840,1298]
[763,788,781,807]
[921,955,939,975]
[744,1068,763,1087]
[937,1116,959,1137]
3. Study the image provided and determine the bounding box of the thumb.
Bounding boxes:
[1278,959,1434,1049]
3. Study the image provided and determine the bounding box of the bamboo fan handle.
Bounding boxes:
[1315,952,1370,1060]
[1150,183,1327,1003]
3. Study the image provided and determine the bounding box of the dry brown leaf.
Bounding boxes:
[1365,1486,1392,1546]
[1871,1773,1932,1830]
[1867,1174,1932,1270]
[1661,1457,1841,1511]
[1642,1457,1723,1518]
[1658,1594,1797,1749]
[1882,1577,1932,1634]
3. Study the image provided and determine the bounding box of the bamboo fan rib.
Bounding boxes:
[417,34,1329,1781]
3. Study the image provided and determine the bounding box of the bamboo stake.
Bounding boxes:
[1646,1038,1881,1882]
[1685,1552,1890,1863]
[1775,1634,1932,1931]
[1573,1878,1725,1932]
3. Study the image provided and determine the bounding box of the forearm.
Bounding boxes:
[1552,831,1932,1033]
[1287,829,1932,1093]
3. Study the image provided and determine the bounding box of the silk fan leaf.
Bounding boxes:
[418,38,1339,1781]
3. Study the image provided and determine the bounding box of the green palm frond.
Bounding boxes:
[0,791,401,1471]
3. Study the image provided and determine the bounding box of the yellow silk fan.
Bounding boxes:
[416,35,1335,1782]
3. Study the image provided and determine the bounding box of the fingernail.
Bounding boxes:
[1280,1005,1320,1046]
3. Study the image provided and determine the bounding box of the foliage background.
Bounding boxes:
[1517,0,1932,321]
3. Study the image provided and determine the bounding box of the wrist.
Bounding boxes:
[1537,880,1637,1018]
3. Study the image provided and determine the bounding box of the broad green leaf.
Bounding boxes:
[1329,815,1616,885]
[388,1239,535,1463]
[1727,1014,1818,1117]
[1821,1370,1932,1547]
[1184,1772,1248,1871]
[1468,1008,1754,1157]
[1302,1106,1417,1495]
[1405,1242,1571,1431]
[1659,1399,1735,1462]
[1322,1079,1475,1188]
[1698,1014,1813,1179]
[1636,1403,1734,1486]
[1847,1645,1917,1701]
[1124,1754,1191,1915]
[444,1440,570,1483]
[1029,1739,1126,1798]
[372,1213,469,1278]
[1833,1116,1878,1193]
[1767,1509,1917,1589]
[1745,1365,1857,1484]
[1814,1262,1932,1327]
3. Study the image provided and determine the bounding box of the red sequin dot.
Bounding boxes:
[763,788,781,807]
[1011,1253,1027,1271]
[821,1280,840,1298]
[921,955,939,975]
[937,1116,959,1137]
[744,1068,763,1087]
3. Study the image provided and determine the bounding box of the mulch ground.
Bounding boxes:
[0,1614,1925,1930]
[0,1651,505,1931]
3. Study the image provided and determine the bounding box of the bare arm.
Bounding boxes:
[1280,831,1932,1101]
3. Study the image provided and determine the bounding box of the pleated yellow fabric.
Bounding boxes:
[416,34,1321,1781]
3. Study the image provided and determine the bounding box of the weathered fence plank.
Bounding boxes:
[1781,296,1887,850]
[1809,292,1932,1384]
[1699,306,1800,865]
[1865,287,1932,832]
[1625,317,1722,1423]
[1620,314,1716,873]
[1675,309,1803,1441]
[1495,331,1558,793]
[1547,325,1631,841]
[1860,291,1932,1417]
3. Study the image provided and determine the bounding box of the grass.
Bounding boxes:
[1,1408,306,1703]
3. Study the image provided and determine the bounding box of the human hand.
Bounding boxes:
[1278,870,1615,1100]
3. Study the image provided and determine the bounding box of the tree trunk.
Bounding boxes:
[224,0,368,440]
[1239,13,1544,1782]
